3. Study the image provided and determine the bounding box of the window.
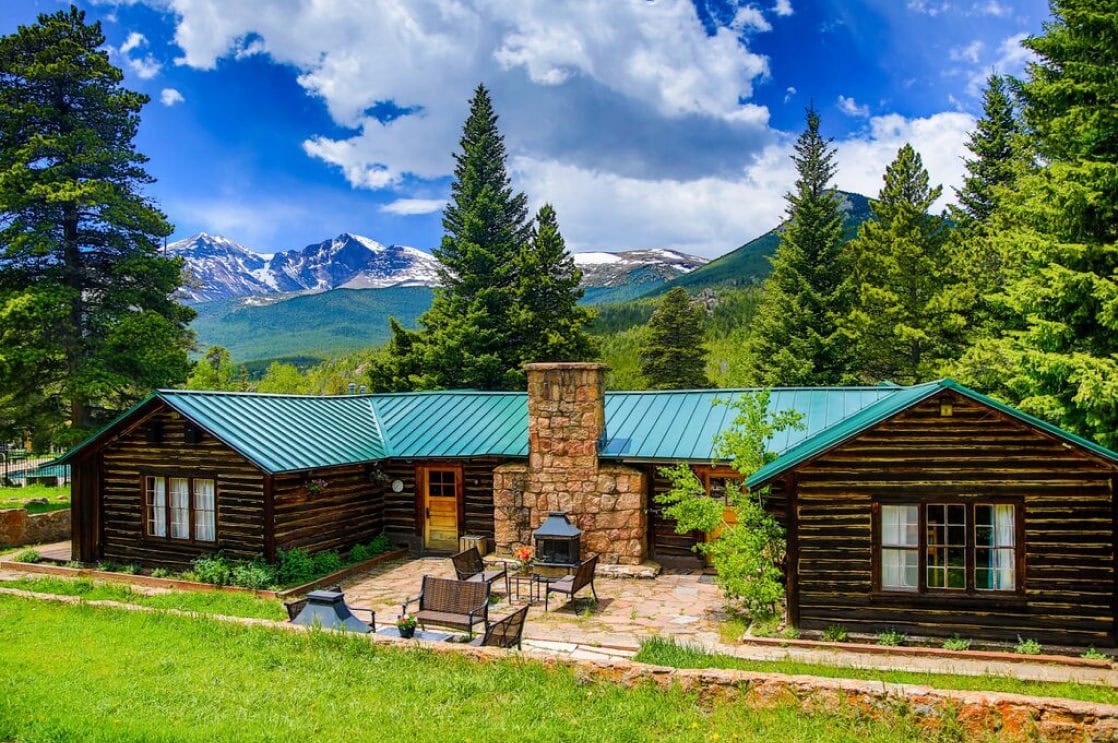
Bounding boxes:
[877,501,1018,594]
[880,505,918,591]
[427,469,457,498]
[145,475,216,543]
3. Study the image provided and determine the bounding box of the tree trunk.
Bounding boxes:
[62,206,88,430]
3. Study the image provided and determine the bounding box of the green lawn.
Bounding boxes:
[0,576,285,620]
[0,596,969,743]
[635,636,1118,706]
[0,484,69,514]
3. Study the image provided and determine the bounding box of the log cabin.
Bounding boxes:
[58,362,1118,645]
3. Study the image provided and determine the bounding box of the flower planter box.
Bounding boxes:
[739,635,1113,669]
[0,548,408,600]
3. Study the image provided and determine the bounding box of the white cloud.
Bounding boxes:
[784,86,797,103]
[964,32,1034,96]
[907,0,952,15]
[973,0,1009,16]
[380,198,446,216]
[120,31,146,54]
[950,40,984,64]
[730,6,771,33]
[773,0,794,17]
[128,55,162,79]
[160,88,185,106]
[837,94,870,117]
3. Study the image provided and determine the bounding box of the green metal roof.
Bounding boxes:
[56,379,1118,478]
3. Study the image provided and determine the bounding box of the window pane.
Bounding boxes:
[169,477,190,539]
[147,476,166,537]
[975,504,1015,590]
[881,505,918,547]
[882,548,918,590]
[927,503,966,591]
[193,479,215,543]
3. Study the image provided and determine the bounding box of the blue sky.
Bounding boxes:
[1,0,1048,257]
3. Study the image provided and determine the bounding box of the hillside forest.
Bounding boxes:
[0,1,1115,451]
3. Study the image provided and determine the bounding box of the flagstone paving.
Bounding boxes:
[340,556,728,649]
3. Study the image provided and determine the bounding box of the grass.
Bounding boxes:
[0,596,969,743]
[0,484,69,514]
[0,576,285,621]
[635,637,1118,706]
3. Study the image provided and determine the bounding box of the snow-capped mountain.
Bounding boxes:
[171,232,441,303]
[169,234,274,303]
[574,248,708,287]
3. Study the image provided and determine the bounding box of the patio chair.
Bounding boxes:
[543,554,598,611]
[283,585,376,630]
[402,575,490,637]
[451,546,510,595]
[469,605,529,650]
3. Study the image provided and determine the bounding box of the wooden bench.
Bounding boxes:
[402,576,490,636]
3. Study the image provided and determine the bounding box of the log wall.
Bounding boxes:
[383,458,512,552]
[98,407,266,569]
[791,392,1117,646]
[272,464,384,554]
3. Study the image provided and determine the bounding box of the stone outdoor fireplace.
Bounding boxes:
[493,362,647,565]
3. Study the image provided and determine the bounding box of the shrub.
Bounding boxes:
[120,564,140,575]
[1081,647,1109,661]
[312,550,343,576]
[943,635,972,652]
[781,626,801,640]
[191,554,235,586]
[822,625,848,643]
[1015,637,1042,655]
[876,629,905,647]
[350,534,391,563]
[150,568,174,579]
[230,560,277,590]
[276,548,317,586]
[64,561,84,569]
[13,548,41,563]
[96,561,123,573]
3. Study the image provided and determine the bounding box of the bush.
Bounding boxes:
[150,568,174,579]
[119,564,140,575]
[96,561,123,573]
[230,560,277,590]
[312,550,343,575]
[781,626,800,640]
[876,629,905,647]
[1015,637,1043,655]
[191,554,234,586]
[943,635,972,652]
[276,548,318,586]
[822,625,848,643]
[350,534,391,563]
[1081,646,1109,660]
[13,548,41,564]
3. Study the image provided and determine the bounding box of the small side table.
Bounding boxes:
[376,626,454,642]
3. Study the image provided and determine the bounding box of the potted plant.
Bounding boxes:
[396,612,418,639]
[513,545,534,576]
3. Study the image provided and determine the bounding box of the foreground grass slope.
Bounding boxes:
[0,597,952,743]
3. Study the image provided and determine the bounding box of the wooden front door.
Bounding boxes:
[422,466,461,551]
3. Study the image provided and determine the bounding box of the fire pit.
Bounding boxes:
[533,512,581,568]
[289,590,372,633]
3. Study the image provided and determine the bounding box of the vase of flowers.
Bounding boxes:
[396,612,417,639]
[513,545,534,576]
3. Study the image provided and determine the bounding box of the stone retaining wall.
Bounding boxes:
[0,508,69,548]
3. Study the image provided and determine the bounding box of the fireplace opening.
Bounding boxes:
[533,511,582,567]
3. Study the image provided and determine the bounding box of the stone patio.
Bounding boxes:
[340,556,727,650]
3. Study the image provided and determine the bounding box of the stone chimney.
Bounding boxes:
[493,362,647,565]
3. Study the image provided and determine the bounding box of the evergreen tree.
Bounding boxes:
[953,75,1024,229]
[956,0,1118,446]
[0,7,193,443]
[948,74,1028,337]
[407,84,532,390]
[367,318,422,392]
[846,145,962,384]
[512,204,595,364]
[640,288,710,389]
[737,108,850,385]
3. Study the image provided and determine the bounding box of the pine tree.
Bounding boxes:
[948,74,1028,337]
[407,84,532,390]
[956,0,1118,446]
[846,145,963,384]
[738,107,850,385]
[185,347,243,391]
[512,204,595,364]
[0,7,193,443]
[641,288,710,389]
